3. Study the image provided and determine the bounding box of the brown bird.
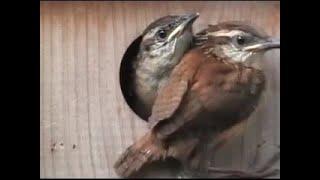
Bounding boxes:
[121,13,199,120]
[114,22,280,178]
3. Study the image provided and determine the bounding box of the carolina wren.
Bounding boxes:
[115,21,280,178]
[128,13,199,119]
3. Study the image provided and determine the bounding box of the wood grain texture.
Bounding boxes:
[40,1,280,178]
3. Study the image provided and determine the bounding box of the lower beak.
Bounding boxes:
[167,13,199,41]
[243,38,280,52]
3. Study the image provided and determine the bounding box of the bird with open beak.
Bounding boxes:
[115,20,280,178]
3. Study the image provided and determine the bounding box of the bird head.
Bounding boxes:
[195,21,280,66]
[137,13,199,75]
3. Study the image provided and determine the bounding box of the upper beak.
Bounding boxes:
[243,38,280,52]
[180,12,200,28]
[167,13,200,41]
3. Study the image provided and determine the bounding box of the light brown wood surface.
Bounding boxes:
[40,1,280,178]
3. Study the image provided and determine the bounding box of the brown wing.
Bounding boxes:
[148,78,188,129]
[148,49,205,133]
[148,55,233,140]
[148,46,265,140]
[152,91,204,140]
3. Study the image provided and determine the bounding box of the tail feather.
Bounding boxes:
[114,132,165,178]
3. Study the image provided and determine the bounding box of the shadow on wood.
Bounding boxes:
[132,158,182,178]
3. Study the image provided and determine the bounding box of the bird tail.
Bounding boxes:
[114,132,166,178]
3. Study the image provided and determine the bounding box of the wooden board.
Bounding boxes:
[40,1,280,178]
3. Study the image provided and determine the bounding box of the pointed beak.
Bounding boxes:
[167,13,199,41]
[243,38,280,52]
[180,12,200,29]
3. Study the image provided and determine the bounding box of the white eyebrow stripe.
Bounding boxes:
[208,30,244,37]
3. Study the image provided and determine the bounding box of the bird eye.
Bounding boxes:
[157,30,167,39]
[236,35,246,45]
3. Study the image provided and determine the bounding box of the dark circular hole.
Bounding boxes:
[119,35,149,122]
